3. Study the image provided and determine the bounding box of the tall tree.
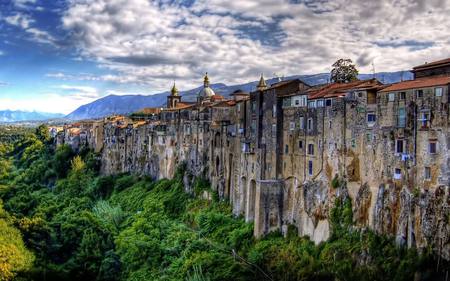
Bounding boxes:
[330,58,359,83]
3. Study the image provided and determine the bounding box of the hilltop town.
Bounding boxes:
[56,57,450,260]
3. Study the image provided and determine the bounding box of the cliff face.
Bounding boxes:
[57,80,450,261]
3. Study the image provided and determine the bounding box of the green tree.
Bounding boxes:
[36,124,51,143]
[330,58,359,83]
[0,202,34,281]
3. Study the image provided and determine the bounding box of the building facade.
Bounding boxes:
[57,60,450,260]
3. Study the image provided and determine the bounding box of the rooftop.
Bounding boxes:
[380,76,450,92]
[412,57,450,71]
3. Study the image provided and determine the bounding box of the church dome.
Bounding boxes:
[198,73,215,98]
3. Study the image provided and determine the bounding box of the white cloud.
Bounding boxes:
[4,13,33,29]
[13,0,37,9]
[0,81,8,86]
[58,0,450,93]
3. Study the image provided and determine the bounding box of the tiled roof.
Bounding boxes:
[307,79,381,99]
[379,76,450,92]
[413,57,450,70]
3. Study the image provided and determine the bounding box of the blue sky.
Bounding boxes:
[0,0,449,114]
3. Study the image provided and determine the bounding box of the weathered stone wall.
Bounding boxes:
[58,81,450,261]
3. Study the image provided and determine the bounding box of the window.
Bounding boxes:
[285,144,289,154]
[308,100,316,108]
[295,99,300,106]
[420,111,430,128]
[307,118,313,131]
[425,167,431,180]
[435,87,443,97]
[388,93,395,102]
[317,100,324,107]
[399,92,406,100]
[357,92,363,98]
[251,120,257,135]
[272,124,276,135]
[308,160,313,176]
[308,143,314,155]
[394,168,402,179]
[299,140,303,149]
[299,116,305,129]
[272,104,277,117]
[398,107,406,128]
[367,113,376,124]
[416,89,423,98]
[329,120,332,129]
[251,101,256,113]
[325,99,332,106]
[289,122,295,131]
[429,140,437,154]
[396,139,404,154]
[237,103,241,112]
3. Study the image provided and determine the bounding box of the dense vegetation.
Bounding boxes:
[0,125,447,280]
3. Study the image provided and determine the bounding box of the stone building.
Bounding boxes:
[59,59,450,260]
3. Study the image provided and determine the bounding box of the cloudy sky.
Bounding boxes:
[0,0,449,114]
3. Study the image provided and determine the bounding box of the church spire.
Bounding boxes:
[257,73,267,91]
[171,81,179,96]
[203,72,210,87]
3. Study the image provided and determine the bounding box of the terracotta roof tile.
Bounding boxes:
[380,76,450,92]
[307,79,381,100]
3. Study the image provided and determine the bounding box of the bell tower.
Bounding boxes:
[167,82,181,109]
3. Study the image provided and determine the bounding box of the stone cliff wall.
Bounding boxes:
[58,79,450,261]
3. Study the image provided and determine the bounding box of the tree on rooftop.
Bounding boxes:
[330,58,359,83]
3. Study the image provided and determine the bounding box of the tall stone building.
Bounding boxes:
[58,59,450,260]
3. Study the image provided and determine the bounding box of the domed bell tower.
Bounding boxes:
[167,82,181,109]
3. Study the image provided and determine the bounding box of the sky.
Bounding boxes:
[0,0,449,114]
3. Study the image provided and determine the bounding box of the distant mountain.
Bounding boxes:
[66,71,413,120]
[0,110,64,123]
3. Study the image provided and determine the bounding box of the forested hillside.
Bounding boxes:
[0,126,447,281]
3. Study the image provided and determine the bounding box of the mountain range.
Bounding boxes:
[0,110,64,123]
[1,71,413,122]
[66,71,413,120]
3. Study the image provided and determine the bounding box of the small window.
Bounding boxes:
[289,122,295,131]
[307,118,313,131]
[329,120,332,129]
[308,100,316,108]
[396,139,404,154]
[325,99,332,106]
[308,143,314,155]
[425,167,431,180]
[420,111,430,128]
[416,89,423,98]
[398,107,406,128]
[357,92,363,98]
[435,87,443,97]
[295,99,300,105]
[308,160,313,176]
[367,113,376,123]
[399,92,406,100]
[285,144,289,154]
[298,140,303,149]
[272,124,276,135]
[429,141,437,154]
[272,104,277,117]
[388,93,395,102]
[317,100,324,107]
[394,168,402,179]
